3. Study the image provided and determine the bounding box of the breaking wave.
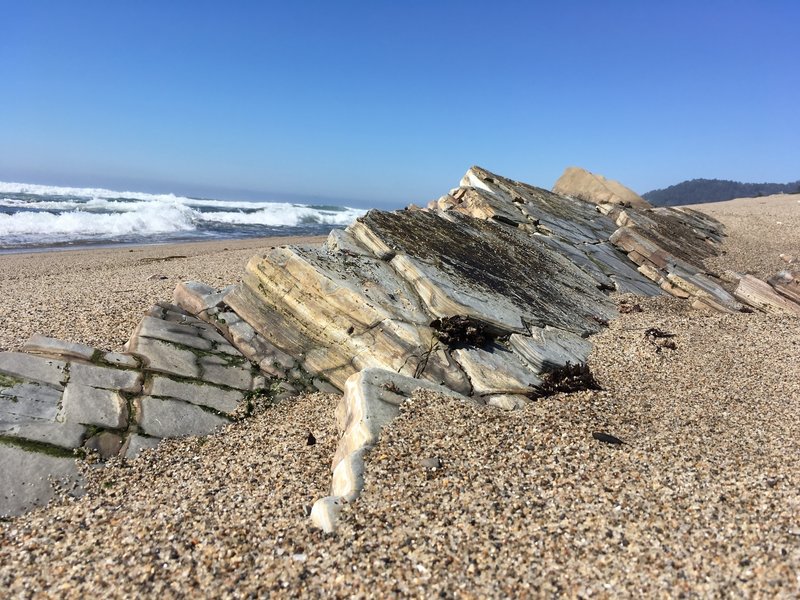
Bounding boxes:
[0,181,366,250]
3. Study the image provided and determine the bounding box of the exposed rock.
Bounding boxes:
[0,443,81,517]
[312,368,477,533]
[734,274,800,316]
[84,431,124,459]
[768,269,800,304]
[103,352,139,369]
[61,383,128,429]
[68,362,142,394]
[172,281,231,315]
[0,421,86,450]
[0,381,62,423]
[121,434,161,460]
[145,376,244,414]
[1,164,748,521]
[22,335,96,362]
[135,396,229,439]
[553,166,651,209]
[0,353,68,389]
[126,337,201,379]
[452,346,540,397]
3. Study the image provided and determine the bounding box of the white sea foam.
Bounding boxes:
[0,202,196,239]
[197,204,364,226]
[0,180,367,246]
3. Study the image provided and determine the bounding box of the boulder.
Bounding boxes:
[553,166,651,209]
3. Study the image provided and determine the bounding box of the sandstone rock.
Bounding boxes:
[0,443,81,517]
[22,335,96,362]
[0,353,68,389]
[310,496,345,534]
[508,328,592,372]
[768,269,800,305]
[312,368,476,533]
[135,396,228,439]
[553,166,651,209]
[0,421,86,449]
[486,394,530,410]
[126,337,200,379]
[452,346,541,396]
[68,362,142,394]
[332,368,475,470]
[356,209,616,336]
[172,281,230,315]
[0,381,62,423]
[61,383,128,429]
[102,352,140,369]
[145,376,243,413]
[734,274,800,316]
[198,356,253,390]
[133,316,214,351]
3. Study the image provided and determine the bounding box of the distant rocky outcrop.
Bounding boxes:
[3,165,799,524]
[553,166,651,209]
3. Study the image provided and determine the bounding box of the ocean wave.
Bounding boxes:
[198,204,364,226]
[0,202,197,240]
[0,181,194,205]
[0,180,367,248]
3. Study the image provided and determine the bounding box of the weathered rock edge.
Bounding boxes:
[310,368,479,533]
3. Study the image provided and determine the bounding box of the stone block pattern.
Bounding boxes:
[0,304,263,516]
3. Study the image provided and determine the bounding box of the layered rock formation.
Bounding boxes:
[0,303,280,516]
[3,165,798,522]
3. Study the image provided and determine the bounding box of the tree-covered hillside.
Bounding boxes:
[643,179,800,206]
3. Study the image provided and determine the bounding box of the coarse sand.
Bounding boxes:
[0,197,799,597]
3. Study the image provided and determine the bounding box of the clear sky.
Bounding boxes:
[1,0,798,207]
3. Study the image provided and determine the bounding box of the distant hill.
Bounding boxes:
[642,178,800,206]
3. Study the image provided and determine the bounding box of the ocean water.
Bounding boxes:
[0,181,367,252]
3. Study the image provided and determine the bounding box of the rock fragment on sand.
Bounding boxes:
[22,334,96,362]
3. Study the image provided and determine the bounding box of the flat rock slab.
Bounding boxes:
[102,352,140,369]
[508,328,593,372]
[0,382,62,423]
[135,396,229,439]
[0,353,67,389]
[735,274,800,316]
[0,442,81,517]
[135,316,214,351]
[0,421,86,449]
[146,376,243,414]
[61,383,129,429]
[22,335,96,361]
[127,337,201,379]
[68,362,142,394]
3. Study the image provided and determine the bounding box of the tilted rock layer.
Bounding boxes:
[4,165,798,520]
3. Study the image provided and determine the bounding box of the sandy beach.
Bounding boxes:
[0,235,327,354]
[1,196,799,596]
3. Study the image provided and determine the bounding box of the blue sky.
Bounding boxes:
[1,1,798,207]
